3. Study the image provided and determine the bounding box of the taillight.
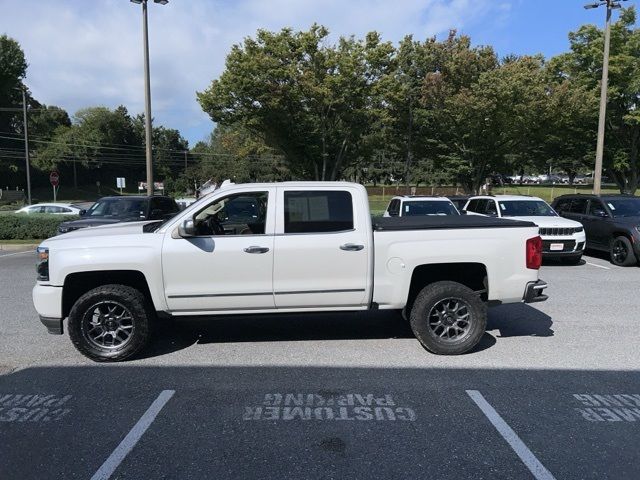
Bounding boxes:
[526,236,542,270]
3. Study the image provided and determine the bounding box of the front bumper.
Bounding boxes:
[541,232,586,257]
[33,284,63,334]
[523,280,548,303]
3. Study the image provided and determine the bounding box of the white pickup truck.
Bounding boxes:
[33,182,548,362]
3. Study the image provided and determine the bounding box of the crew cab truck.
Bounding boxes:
[33,182,548,362]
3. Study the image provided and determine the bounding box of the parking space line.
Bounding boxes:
[0,250,32,258]
[466,390,556,480]
[90,390,175,480]
[585,262,610,270]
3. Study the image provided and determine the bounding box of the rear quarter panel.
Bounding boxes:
[372,226,540,308]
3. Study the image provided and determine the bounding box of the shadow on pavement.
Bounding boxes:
[0,365,638,480]
[140,305,552,359]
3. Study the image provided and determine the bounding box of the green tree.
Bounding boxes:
[198,25,388,180]
[549,7,640,193]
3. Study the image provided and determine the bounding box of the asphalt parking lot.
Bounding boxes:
[0,249,639,479]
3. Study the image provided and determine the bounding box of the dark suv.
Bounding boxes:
[551,194,640,266]
[58,195,180,234]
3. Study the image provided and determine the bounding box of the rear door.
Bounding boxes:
[584,199,612,248]
[273,186,371,309]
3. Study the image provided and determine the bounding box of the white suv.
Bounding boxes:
[384,196,460,217]
[463,195,586,264]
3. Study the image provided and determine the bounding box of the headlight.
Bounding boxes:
[575,227,584,233]
[36,247,49,281]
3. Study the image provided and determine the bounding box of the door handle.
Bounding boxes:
[244,246,270,254]
[340,243,364,251]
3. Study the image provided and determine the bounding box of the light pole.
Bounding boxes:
[584,0,627,194]
[131,0,168,196]
[15,85,32,205]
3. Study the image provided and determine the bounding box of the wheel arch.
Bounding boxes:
[62,270,154,319]
[406,263,488,314]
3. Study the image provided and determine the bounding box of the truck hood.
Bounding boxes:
[502,216,582,228]
[59,216,143,229]
[48,221,157,242]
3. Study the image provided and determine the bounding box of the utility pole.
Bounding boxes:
[21,87,32,205]
[584,0,627,194]
[184,150,188,171]
[131,0,168,196]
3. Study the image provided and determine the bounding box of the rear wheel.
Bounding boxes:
[409,281,487,355]
[610,236,637,267]
[68,284,153,362]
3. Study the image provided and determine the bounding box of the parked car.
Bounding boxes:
[57,195,179,235]
[33,181,547,361]
[15,203,82,215]
[552,194,640,266]
[447,195,471,211]
[175,197,198,210]
[384,196,460,217]
[464,195,586,264]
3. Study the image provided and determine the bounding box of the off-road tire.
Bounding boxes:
[410,281,487,355]
[68,284,153,362]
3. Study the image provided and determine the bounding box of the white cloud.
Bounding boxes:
[0,0,512,144]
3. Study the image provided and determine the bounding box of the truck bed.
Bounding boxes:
[372,216,536,231]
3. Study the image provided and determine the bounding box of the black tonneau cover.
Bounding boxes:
[373,215,536,231]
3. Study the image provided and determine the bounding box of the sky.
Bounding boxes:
[0,0,631,146]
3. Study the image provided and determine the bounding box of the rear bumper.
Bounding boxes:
[523,280,548,303]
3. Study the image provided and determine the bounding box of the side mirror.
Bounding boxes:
[460,209,467,215]
[79,209,86,216]
[178,218,197,238]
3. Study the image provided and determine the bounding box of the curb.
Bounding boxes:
[0,243,39,251]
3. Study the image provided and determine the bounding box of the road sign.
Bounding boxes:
[49,171,59,187]
[116,177,126,188]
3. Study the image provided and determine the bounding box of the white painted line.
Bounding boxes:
[91,390,175,480]
[0,250,32,258]
[586,261,610,270]
[466,390,556,480]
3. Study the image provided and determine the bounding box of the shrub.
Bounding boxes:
[0,214,79,240]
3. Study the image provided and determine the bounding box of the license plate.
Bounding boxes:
[550,243,564,251]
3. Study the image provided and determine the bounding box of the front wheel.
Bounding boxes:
[68,284,153,362]
[610,236,637,267]
[409,281,487,355]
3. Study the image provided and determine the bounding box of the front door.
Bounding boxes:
[162,188,276,313]
[273,187,370,309]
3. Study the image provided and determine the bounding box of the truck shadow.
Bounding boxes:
[140,305,553,360]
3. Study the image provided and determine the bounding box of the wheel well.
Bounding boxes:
[62,270,152,318]
[406,263,488,312]
[612,231,633,243]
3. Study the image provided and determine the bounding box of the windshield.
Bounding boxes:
[498,200,557,217]
[402,201,459,216]
[605,198,640,217]
[86,198,148,218]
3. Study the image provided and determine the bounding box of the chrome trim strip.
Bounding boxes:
[167,292,273,299]
[274,288,365,295]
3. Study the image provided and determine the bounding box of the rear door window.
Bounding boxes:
[554,198,572,213]
[485,200,498,216]
[569,198,588,214]
[284,191,353,233]
[465,199,479,212]
[387,199,400,217]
